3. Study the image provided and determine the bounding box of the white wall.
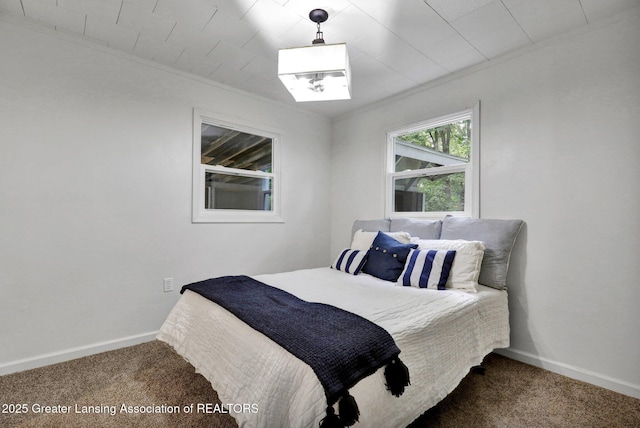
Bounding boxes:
[2,10,639,401]
[0,19,332,371]
[330,15,640,398]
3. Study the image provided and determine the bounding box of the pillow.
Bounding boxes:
[390,218,442,239]
[350,229,412,251]
[362,232,417,282]
[351,219,391,238]
[398,249,456,289]
[331,249,368,275]
[415,240,485,292]
[440,217,523,290]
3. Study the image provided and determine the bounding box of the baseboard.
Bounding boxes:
[0,331,158,376]
[4,337,639,401]
[495,348,640,400]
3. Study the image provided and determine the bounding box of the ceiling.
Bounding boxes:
[1,0,638,118]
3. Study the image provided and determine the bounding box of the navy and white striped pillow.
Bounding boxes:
[331,249,368,275]
[399,249,457,289]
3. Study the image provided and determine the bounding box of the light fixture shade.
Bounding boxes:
[278,43,351,102]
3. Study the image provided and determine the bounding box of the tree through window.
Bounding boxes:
[386,105,479,218]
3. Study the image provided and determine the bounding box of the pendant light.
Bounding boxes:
[278,9,351,102]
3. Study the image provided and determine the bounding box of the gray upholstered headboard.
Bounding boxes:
[352,217,523,290]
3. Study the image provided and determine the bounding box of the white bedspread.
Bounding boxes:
[157,267,509,427]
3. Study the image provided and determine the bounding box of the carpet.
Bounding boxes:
[1,341,638,427]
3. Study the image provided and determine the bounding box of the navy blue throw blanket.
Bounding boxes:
[181,275,410,427]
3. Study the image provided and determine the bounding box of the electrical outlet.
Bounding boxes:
[163,277,174,292]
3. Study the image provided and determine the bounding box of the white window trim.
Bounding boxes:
[192,109,283,223]
[385,102,480,220]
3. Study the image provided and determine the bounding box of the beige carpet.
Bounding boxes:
[1,341,638,428]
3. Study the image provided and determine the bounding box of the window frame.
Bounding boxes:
[385,103,480,219]
[192,109,283,223]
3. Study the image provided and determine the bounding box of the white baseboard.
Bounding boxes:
[0,331,158,376]
[495,348,640,400]
[3,336,638,401]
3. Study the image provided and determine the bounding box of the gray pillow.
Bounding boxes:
[390,218,442,239]
[351,219,391,238]
[440,217,523,290]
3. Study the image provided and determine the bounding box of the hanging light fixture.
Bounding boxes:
[278,9,351,102]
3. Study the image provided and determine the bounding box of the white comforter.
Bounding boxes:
[157,267,509,427]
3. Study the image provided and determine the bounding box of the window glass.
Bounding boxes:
[201,124,273,172]
[192,110,281,223]
[204,172,272,211]
[394,119,470,172]
[393,172,465,213]
[386,105,479,218]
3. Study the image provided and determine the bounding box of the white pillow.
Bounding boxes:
[414,239,485,292]
[397,249,457,290]
[350,229,412,251]
[331,249,368,275]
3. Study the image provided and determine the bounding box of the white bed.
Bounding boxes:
[157,217,522,427]
[157,267,509,427]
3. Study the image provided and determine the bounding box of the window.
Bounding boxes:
[192,110,282,223]
[386,103,479,219]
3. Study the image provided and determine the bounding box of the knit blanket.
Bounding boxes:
[181,275,409,427]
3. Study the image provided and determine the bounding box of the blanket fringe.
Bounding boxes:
[338,392,360,426]
[319,406,342,428]
[320,359,408,427]
[384,357,410,397]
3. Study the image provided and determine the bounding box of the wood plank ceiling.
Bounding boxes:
[1,0,638,118]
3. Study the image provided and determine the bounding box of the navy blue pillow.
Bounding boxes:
[363,231,418,282]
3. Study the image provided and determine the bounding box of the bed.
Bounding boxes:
[157,217,523,427]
